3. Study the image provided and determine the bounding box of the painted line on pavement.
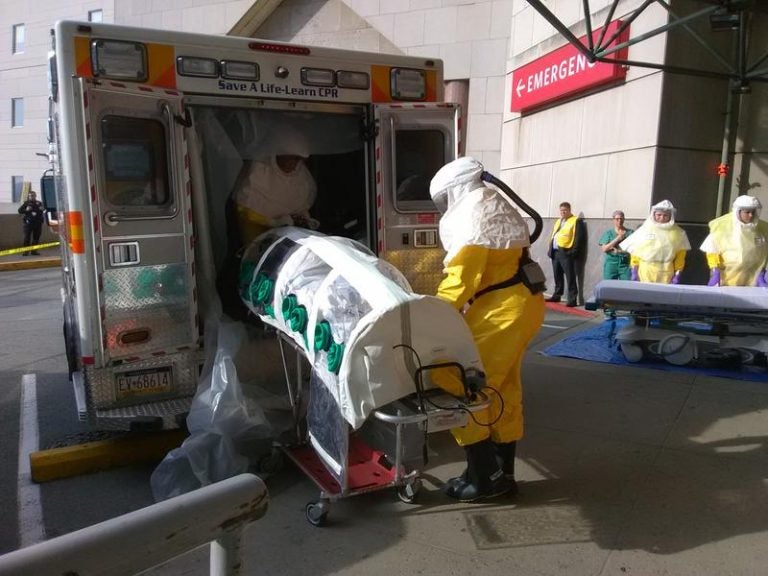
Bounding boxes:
[18,374,45,547]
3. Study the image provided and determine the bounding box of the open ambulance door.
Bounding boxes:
[80,79,199,377]
[373,103,459,295]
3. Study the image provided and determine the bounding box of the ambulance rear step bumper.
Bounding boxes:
[92,398,192,431]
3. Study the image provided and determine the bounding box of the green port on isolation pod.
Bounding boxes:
[239,262,256,295]
[289,305,308,333]
[327,342,345,374]
[314,320,333,352]
[282,294,298,321]
[255,275,274,304]
[247,274,264,305]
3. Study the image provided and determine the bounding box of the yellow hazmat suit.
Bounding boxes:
[699,196,768,286]
[619,200,690,283]
[233,155,317,246]
[429,158,545,448]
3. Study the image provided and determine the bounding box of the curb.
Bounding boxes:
[30,429,187,483]
[545,301,596,318]
[0,257,61,272]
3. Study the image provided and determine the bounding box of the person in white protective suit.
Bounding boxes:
[620,200,691,284]
[429,157,546,502]
[699,195,768,287]
[233,149,318,246]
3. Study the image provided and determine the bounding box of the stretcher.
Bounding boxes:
[240,228,492,525]
[587,280,768,368]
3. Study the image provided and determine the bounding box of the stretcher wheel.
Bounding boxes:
[397,478,421,504]
[620,342,644,363]
[256,450,284,474]
[305,500,329,527]
[657,334,694,366]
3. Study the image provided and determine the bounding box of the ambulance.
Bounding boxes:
[44,20,459,430]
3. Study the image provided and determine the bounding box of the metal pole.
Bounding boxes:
[211,532,243,576]
[715,85,734,218]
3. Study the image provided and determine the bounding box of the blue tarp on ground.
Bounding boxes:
[541,317,768,382]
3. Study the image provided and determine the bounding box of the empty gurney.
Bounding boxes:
[587,280,768,368]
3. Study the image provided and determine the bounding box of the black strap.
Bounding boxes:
[467,270,523,306]
[467,249,544,306]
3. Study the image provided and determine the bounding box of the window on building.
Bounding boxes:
[88,10,103,23]
[11,98,24,127]
[12,176,24,202]
[12,24,25,54]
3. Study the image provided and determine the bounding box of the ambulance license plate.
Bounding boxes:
[116,367,172,400]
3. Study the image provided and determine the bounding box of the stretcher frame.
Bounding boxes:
[273,330,492,526]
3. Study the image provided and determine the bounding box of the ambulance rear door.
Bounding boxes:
[374,103,459,294]
[81,79,198,367]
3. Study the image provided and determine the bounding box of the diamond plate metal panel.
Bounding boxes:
[384,248,445,295]
[86,349,200,410]
[102,264,194,358]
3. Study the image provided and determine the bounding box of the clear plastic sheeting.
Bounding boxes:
[151,319,273,501]
[239,227,483,430]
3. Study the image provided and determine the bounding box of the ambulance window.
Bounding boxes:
[394,128,445,212]
[100,116,170,208]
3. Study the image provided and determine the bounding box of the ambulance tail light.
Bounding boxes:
[118,328,151,346]
[248,41,311,56]
[66,211,85,254]
[91,40,147,82]
[337,70,369,90]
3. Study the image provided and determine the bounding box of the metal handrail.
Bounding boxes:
[0,473,268,576]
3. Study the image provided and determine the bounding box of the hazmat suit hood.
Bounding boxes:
[732,195,762,228]
[430,157,530,264]
[649,199,677,229]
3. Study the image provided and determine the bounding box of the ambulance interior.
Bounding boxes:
[191,105,369,314]
[191,103,451,312]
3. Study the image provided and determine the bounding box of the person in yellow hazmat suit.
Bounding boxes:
[699,195,768,287]
[233,153,318,246]
[428,157,546,502]
[619,200,690,284]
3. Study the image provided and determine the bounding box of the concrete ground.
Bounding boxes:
[142,322,768,576]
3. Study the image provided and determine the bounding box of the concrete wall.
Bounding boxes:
[114,0,249,33]
[0,0,114,203]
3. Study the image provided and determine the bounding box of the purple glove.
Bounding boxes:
[707,268,721,287]
[670,271,681,285]
[630,267,639,282]
[757,270,768,288]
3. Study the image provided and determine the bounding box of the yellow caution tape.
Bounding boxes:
[0,241,61,257]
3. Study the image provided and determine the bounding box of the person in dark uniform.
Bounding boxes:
[18,190,45,255]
